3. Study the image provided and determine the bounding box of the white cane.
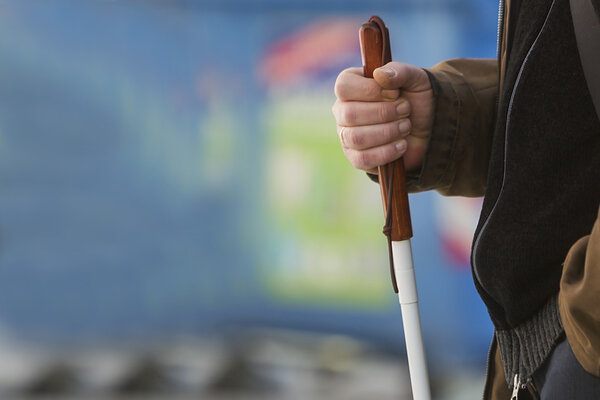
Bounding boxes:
[360,16,431,400]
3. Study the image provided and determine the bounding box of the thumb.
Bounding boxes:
[373,61,430,92]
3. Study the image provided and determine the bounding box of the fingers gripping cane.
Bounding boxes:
[360,16,431,400]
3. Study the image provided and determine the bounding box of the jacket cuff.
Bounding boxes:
[407,59,497,197]
[405,68,461,193]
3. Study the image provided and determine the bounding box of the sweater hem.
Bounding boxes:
[496,293,564,386]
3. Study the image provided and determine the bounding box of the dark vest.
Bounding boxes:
[472,0,600,330]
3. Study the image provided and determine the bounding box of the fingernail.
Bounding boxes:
[395,140,407,153]
[396,100,409,116]
[378,67,395,78]
[398,119,411,135]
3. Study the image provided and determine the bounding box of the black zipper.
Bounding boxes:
[480,5,506,398]
[477,2,558,395]
[496,0,505,60]
[510,375,540,400]
[471,0,558,305]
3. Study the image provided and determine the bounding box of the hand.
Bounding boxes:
[332,62,434,174]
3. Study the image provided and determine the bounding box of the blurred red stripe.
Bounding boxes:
[260,18,361,86]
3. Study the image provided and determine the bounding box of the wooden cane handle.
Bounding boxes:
[360,16,413,241]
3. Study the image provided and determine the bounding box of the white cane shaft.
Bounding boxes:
[392,240,431,400]
[400,303,430,400]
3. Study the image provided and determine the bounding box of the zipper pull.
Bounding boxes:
[511,374,521,400]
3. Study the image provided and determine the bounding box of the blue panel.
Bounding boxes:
[0,0,496,365]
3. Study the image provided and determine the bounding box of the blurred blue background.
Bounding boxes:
[0,0,497,398]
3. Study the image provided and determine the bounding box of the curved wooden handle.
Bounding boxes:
[360,16,413,242]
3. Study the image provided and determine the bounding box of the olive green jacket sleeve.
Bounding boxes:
[559,205,600,377]
[406,58,498,197]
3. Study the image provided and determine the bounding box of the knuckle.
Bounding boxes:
[364,81,380,100]
[344,128,363,148]
[384,122,398,142]
[334,69,358,100]
[341,106,356,125]
[334,77,347,100]
[378,102,392,122]
[331,101,340,119]
[344,149,360,169]
[357,151,373,170]
[334,81,347,100]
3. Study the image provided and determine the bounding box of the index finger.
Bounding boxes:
[334,67,400,102]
